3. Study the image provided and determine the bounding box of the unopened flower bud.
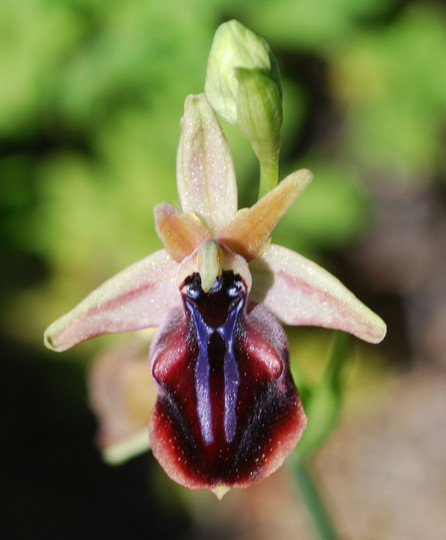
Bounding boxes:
[205,20,283,195]
[205,20,281,126]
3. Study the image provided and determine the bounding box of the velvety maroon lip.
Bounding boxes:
[149,271,306,490]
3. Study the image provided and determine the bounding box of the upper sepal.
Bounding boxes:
[176,94,237,236]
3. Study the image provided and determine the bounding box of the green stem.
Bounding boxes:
[258,157,279,199]
[295,460,339,540]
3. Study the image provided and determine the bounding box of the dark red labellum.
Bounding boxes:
[149,271,306,490]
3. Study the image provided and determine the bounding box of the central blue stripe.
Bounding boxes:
[186,294,244,446]
[218,300,243,443]
[186,299,214,446]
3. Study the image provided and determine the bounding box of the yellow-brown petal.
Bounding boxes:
[217,169,313,261]
[154,202,211,262]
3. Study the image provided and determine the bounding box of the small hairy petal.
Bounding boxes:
[250,244,387,343]
[177,94,237,235]
[217,169,312,261]
[44,249,180,352]
[154,202,210,262]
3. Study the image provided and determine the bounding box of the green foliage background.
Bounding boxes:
[1,0,445,538]
[2,0,445,341]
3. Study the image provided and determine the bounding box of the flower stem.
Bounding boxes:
[294,460,339,540]
[258,158,279,199]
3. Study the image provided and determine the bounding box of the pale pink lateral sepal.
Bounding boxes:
[176,94,237,236]
[217,169,313,261]
[250,244,387,344]
[44,249,181,352]
[89,336,156,464]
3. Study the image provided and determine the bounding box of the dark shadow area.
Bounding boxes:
[0,336,192,540]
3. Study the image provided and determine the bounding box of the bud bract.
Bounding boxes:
[235,67,282,166]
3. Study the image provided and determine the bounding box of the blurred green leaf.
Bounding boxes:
[273,160,371,252]
[296,332,350,461]
[239,0,392,50]
[0,0,83,133]
[330,4,446,177]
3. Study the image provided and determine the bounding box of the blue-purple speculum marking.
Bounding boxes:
[183,271,244,445]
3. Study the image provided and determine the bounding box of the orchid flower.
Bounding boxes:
[44,93,386,496]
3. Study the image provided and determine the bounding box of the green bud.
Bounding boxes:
[205,20,283,196]
[205,20,282,126]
